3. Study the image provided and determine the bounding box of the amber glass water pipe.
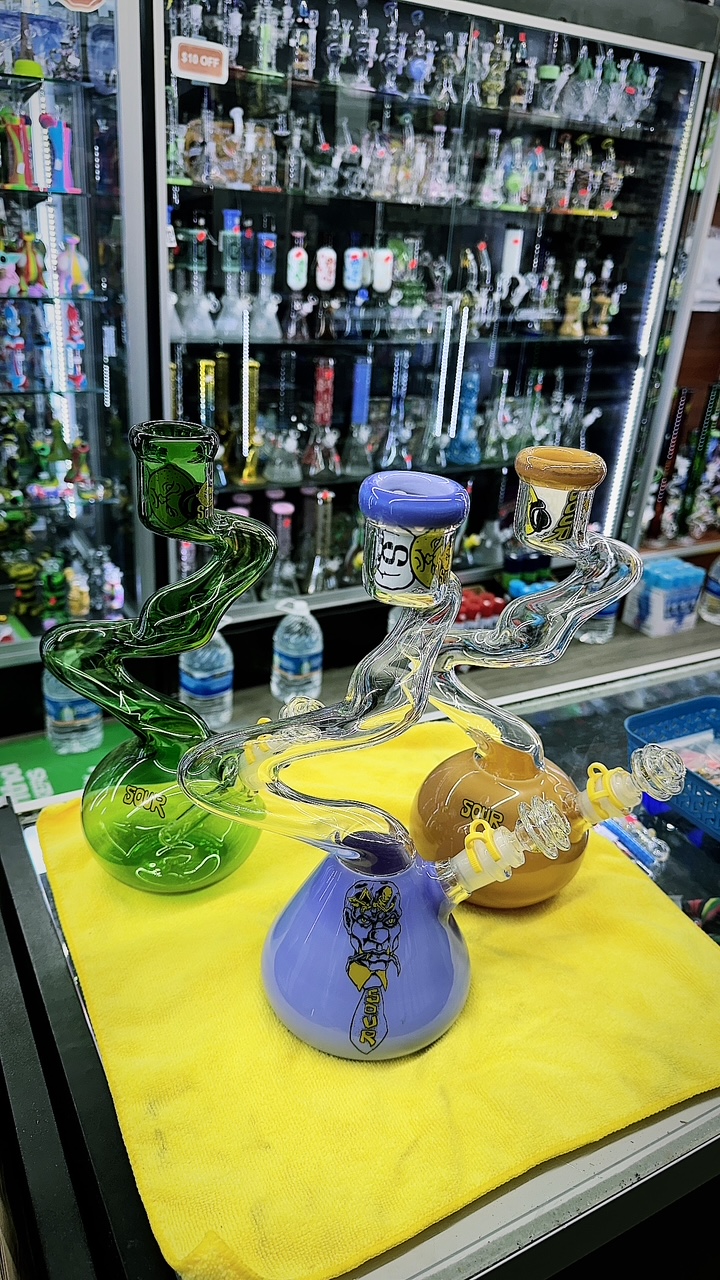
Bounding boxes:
[410,446,684,907]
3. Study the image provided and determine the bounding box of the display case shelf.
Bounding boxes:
[0,187,90,200]
[224,69,678,148]
[176,333,630,349]
[0,386,105,397]
[640,536,720,562]
[171,180,624,222]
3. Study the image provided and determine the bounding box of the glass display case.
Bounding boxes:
[0,1,153,665]
[155,0,718,618]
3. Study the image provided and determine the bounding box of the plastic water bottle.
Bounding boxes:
[43,669,104,754]
[699,555,720,624]
[577,600,620,644]
[179,631,234,730]
[271,600,323,704]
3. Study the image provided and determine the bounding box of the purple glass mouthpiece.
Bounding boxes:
[359,471,469,531]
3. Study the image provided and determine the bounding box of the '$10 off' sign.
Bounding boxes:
[58,1,108,10]
[170,36,229,85]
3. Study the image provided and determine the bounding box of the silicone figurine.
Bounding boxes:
[409,446,686,908]
[0,252,22,297]
[66,303,87,390]
[17,233,48,297]
[39,114,82,194]
[179,471,571,1060]
[41,422,276,892]
[0,109,37,190]
[2,301,27,391]
[58,234,93,297]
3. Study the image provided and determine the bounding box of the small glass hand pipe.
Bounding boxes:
[409,446,688,909]
[40,422,276,893]
[179,472,570,1059]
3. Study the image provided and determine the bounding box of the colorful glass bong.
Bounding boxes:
[178,467,578,1060]
[41,422,276,892]
[41,431,685,1060]
[409,447,684,908]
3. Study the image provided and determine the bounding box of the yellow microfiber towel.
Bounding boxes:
[38,721,720,1280]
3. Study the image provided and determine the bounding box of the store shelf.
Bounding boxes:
[0,385,104,397]
[221,566,498,626]
[220,69,673,147]
[229,620,720,727]
[172,180,623,222]
[0,636,40,670]
[0,72,86,93]
[12,294,107,304]
[218,464,505,495]
[0,187,90,201]
[640,536,720,562]
[178,332,629,349]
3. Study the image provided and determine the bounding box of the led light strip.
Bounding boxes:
[447,304,469,441]
[433,303,454,440]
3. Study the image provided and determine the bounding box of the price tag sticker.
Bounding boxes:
[170,36,229,85]
[166,222,177,250]
[102,324,117,359]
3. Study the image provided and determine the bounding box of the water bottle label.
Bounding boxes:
[704,577,720,600]
[272,648,323,678]
[179,671,234,698]
[45,695,100,725]
[663,590,699,621]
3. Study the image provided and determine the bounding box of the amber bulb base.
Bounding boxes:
[410,744,588,909]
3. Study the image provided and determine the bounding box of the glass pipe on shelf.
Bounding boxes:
[168,2,660,122]
[479,363,602,464]
[449,232,624,341]
[168,202,626,348]
[302,356,341,480]
[474,129,630,215]
[554,45,659,126]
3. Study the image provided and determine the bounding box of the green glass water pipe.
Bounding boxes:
[40,421,276,892]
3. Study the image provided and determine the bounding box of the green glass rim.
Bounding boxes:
[128,420,220,453]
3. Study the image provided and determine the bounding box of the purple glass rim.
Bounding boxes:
[359,471,470,530]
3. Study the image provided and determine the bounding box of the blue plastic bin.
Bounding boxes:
[625,696,720,840]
